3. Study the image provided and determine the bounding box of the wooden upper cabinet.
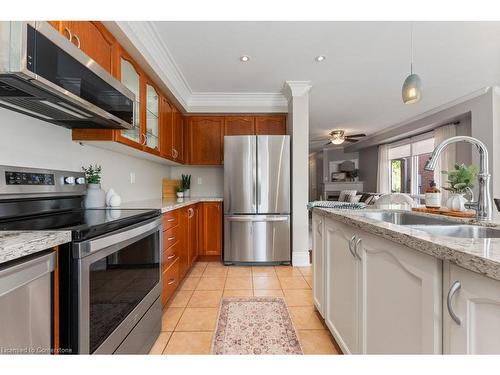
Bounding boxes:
[200,202,222,256]
[143,78,161,154]
[160,97,174,159]
[224,116,255,135]
[172,108,184,163]
[55,21,116,73]
[187,116,224,165]
[255,115,287,135]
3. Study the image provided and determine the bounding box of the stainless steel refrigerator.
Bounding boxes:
[224,135,291,264]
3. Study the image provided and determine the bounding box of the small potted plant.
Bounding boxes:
[442,163,478,211]
[349,169,359,182]
[175,186,185,199]
[82,164,105,208]
[181,174,191,197]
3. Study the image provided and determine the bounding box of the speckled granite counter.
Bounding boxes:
[313,207,500,281]
[0,231,71,266]
[120,197,223,213]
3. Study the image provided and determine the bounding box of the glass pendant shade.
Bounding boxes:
[402,73,422,104]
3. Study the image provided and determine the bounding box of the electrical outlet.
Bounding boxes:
[197,177,203,185]
[130,172,136,184]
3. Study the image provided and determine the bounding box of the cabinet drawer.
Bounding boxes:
[163,210,179,230]
[163,241,180,271]
[162,258,179,306]
[163,226,180,251]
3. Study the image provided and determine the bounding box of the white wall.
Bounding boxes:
[0,108,171,202]
[169,166,223,197]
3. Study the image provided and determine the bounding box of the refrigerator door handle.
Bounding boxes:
[225,215,288,222]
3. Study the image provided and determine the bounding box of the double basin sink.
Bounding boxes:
[357,211,500,239]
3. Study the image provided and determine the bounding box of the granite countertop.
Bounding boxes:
[0,231,71,266]
[120,197,223,213]
[313,206,500,281]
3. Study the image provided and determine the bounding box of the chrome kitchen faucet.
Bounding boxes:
[424,136,493,221]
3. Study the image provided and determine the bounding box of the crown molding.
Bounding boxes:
[283,81,313,100]
[114,21,288,113]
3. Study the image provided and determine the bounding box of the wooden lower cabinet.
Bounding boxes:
[161,258,179,307]
[199,202,223,256]
[161,203,206,307]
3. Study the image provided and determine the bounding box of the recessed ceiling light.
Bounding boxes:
[240,55,250,62]
[315,55,326,62]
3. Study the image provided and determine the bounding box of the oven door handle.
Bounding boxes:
[73,217,162,259]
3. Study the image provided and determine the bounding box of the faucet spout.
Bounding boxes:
[424,136,492,221]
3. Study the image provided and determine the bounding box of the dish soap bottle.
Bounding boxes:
[425,180,441,209]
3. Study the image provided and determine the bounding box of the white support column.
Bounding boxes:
[283,81,312,267]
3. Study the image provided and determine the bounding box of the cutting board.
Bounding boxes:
[412,206,476,218]
[162,179,181,199]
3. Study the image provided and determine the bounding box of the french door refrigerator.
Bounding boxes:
[224,135,291,264]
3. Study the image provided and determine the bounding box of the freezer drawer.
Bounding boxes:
[224,215,290,263]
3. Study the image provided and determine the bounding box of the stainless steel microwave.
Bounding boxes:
[0,21,134,129]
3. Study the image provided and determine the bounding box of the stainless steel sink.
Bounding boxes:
[357,211,457,226]
[410,225,500,239]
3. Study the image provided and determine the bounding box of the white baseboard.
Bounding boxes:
[292,251,310,267]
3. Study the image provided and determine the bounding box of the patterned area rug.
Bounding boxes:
[212,297,303,355]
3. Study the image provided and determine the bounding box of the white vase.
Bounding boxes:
[184,189,191,197]
[446,193,466,211]
[85,183,106,208]
[176,192,184,198]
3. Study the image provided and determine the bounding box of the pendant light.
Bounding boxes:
[402,22,422,104]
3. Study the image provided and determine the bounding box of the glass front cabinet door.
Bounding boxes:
[119,57,141,144]
[145,82,160,151]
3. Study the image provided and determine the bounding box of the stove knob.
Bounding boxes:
[75,177,86,185]
[64,176,75,185]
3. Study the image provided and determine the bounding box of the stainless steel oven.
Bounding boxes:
[72,217,162,354]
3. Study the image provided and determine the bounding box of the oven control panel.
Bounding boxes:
[5,171,55,185]
[0,165,86,196]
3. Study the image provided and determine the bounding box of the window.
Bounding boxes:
[388,137,435,196]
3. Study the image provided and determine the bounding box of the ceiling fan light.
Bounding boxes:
[331,137,345,145]
[402,73,422,104]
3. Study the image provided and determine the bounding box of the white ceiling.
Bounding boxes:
[150,21,500,150]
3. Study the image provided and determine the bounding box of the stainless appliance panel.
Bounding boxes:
[224,136,256,214]
[0,21,134,130]
[224,215,290,263]
[0,251,55,354]
[76,218,162,354]
[114,297,161,354]
[257,136,290,214]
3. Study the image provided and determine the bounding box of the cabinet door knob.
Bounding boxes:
[167,278,176,285]
[447,280,462,325]
[316,220,322,235]
[167,254,176,260]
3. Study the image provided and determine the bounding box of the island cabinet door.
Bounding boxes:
[324,219,362,354]
[356,230,442,354]
[312,213,325,317]
[443,262,500,354]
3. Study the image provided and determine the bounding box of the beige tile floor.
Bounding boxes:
[149,261,340,355]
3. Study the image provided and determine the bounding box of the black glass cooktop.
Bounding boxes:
[0,208,161,242]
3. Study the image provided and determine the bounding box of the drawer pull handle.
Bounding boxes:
[447,280,462,325]
[167,279,176,285]
[167,237,175,241]
[167,218,175,222]
[167,254,176,260]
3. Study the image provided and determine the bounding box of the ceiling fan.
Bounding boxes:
[311,130,366,146]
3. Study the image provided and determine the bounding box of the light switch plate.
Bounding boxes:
[130,172,136,184]
[197,177,203,185]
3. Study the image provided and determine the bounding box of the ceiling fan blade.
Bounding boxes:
[324,141,333,146]
[310,138,331,142]
[346,133,366,138]
[344,138,359,143]
[310,136,330,141]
